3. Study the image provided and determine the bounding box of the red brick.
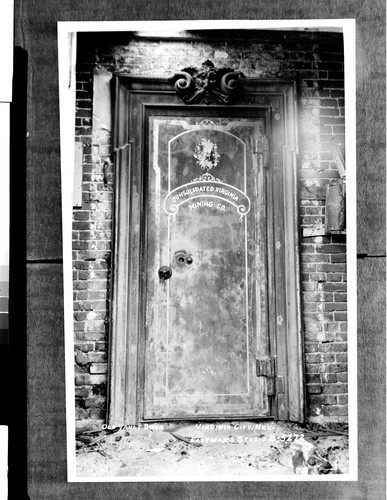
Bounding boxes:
[74,311,94,322]
[329,71,344,80]
[331,254,347,263]
[330,90,344,98]
[303,303,323,314]
[319,342,347,353]
[77,109,92,118]
[319,363,347,373]
[90,363,108,374]
[307,385,322,394]
[85,291,107,301]
[305,332,335,344]
[305,353,335,364]
[308,273,327,282]
[322,383,348,394]
[335,332,347,341]
[321,98,337,107]
[315,263,346,273]
[85,395,106,408]
[73,211,90,221]
[303,321,323,333]
[73,281,89,291]
[73,221,96,231]
[302,282,315,292]
[77,250,111,261]
[75,408,90,419]
[334,312,347,321]
[326,273,345,282]
[87,281,108,291]
[74,342,94,352]
[303,292,333,302]
[304,342,318,353]
[74,261,92,270]
[76,99,92,108]
[316,244,346,254]
[84,332,106,341]
[302,254,330,263]
[96,221,113,230]
[302,216,324,225]
[308,394,337,405]
[74,322,86,333]
[333,125,345,134]
[75,386,93,398]
[95,342,107,352]
[305,363,320,374]
[324,302,347,312]
[319,108,340,117]
[76,352,91,365]
[320,116,345,126]
[334,292,347,302]
[86,320,106,332]
[323,322,340,333]
[323,405,348,416]
[304,312,334,323]
[89,408,107,420]
[96,241,111,250]
[75,374,107,386]
[88,300,107,311]
[301,244,316,253]
[91,261,110,270]
[304,207,323,215]
[73,301,93,311]
[337,372,348,382]
[320,373,337,383]
[301,263,318,273]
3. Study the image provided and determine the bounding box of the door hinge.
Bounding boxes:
[255,134,270,169]
[256,357,276,396]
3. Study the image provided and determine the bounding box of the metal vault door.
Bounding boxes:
[108,74,304,425]
[144,116,271,419]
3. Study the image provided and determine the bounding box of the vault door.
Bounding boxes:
[144,116,271,419]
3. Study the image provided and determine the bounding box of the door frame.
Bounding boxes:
[108,72,304,425]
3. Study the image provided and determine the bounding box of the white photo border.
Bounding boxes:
[58,19,357,483]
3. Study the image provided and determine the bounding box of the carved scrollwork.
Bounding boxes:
[174,60,242,105]
[174,71,194,96]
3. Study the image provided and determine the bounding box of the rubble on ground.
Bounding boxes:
[75,420,349,478]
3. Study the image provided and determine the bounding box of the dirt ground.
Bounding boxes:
[75,420,349,478]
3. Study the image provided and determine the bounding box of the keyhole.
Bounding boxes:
[178,256,185,263]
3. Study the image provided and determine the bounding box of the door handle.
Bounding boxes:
[158,266,172,281]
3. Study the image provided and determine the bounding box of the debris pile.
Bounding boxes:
[75,420,349,477]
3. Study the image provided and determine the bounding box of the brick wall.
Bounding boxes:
[73,44,112,424]
[73,31,347,428]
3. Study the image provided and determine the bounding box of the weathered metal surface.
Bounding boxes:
[109,77,303,426]
[256,357,275,395]
[144,116,270,418]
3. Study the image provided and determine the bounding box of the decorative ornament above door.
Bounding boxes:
[174,60,241,104]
